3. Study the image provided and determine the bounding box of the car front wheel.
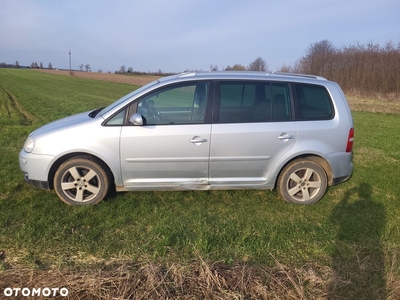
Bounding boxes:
[54,157,110,205]
[277,159,327,205]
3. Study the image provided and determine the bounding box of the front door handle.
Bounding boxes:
[189,136,208,144]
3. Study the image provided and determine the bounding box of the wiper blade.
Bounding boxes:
[89,107,104,118]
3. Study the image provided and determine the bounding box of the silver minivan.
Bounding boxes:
[19,72,354,205]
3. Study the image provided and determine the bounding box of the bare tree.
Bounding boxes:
[79,64,84,71]
[277,63,293,73]
[48,62,53,69]
[247,57,267,71]
[299,40,335,75]
[127,67,133,73]
[119,65,126,73]
[85,64,91,72]
[225,64,246,71]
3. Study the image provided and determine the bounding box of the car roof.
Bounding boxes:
[158,71,328,85]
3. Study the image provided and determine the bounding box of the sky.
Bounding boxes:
[1,0,399,73]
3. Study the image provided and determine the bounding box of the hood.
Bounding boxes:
[31,110,96,138]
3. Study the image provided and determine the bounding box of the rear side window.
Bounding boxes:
[294,84,334,120]
[217,81,292,123]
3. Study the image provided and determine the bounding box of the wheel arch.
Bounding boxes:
[274,154,333,189]
[48,152,115,190]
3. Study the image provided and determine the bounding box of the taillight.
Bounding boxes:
[346,128,354,152]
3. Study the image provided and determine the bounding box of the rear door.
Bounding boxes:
[209,81,296,185]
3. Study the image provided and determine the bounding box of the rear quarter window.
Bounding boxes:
[294,84,334,120]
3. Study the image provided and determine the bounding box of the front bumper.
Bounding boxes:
[23,173,50,190]
[19,150,54,190]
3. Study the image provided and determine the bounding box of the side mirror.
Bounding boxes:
[129,113,143,126]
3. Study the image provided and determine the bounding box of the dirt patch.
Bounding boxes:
[37,69,161,86]
[0,86,35,125]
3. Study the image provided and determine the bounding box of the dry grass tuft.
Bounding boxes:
[37,69,160,86]
[0,258,332,300]
[386,250,400,300]
[346,92,400,115]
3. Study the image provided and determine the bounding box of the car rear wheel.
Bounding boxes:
[277,159,327,205]
[54,157,109,205]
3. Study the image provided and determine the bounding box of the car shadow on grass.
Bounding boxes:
[329,183,386,299]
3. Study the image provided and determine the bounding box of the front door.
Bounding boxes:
[120,82,211,189]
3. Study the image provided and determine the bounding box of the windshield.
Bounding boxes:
[100,80,159,116]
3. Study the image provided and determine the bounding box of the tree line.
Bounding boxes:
[213,57,268,72]
[0,61,54,69]
[218,41,400,95]
[29,62,53,69]
[113,57,268,76]
[285,40,400,95]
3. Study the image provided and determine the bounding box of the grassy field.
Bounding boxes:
[0,68,399,299]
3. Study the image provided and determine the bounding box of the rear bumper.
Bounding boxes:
[332,171,353,186]
[326,152,353,186]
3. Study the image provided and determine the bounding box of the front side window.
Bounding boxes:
[294,84,334,120]
[137,82,209,125]
[101,80,158,116]
[217,81,292,123]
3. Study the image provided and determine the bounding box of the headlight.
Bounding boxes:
[23,136,35,153]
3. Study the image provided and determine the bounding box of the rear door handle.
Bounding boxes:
[278,134,294,140]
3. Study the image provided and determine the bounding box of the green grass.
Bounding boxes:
[0,69,134,125]
[0,69,399,298]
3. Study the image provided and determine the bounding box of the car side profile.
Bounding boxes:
[19,71,354,205]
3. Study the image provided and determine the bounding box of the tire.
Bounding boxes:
[54,157,110,206]
[277,159,327,205]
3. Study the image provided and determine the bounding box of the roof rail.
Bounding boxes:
[271,72,327,80]
[178,72,197,78]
